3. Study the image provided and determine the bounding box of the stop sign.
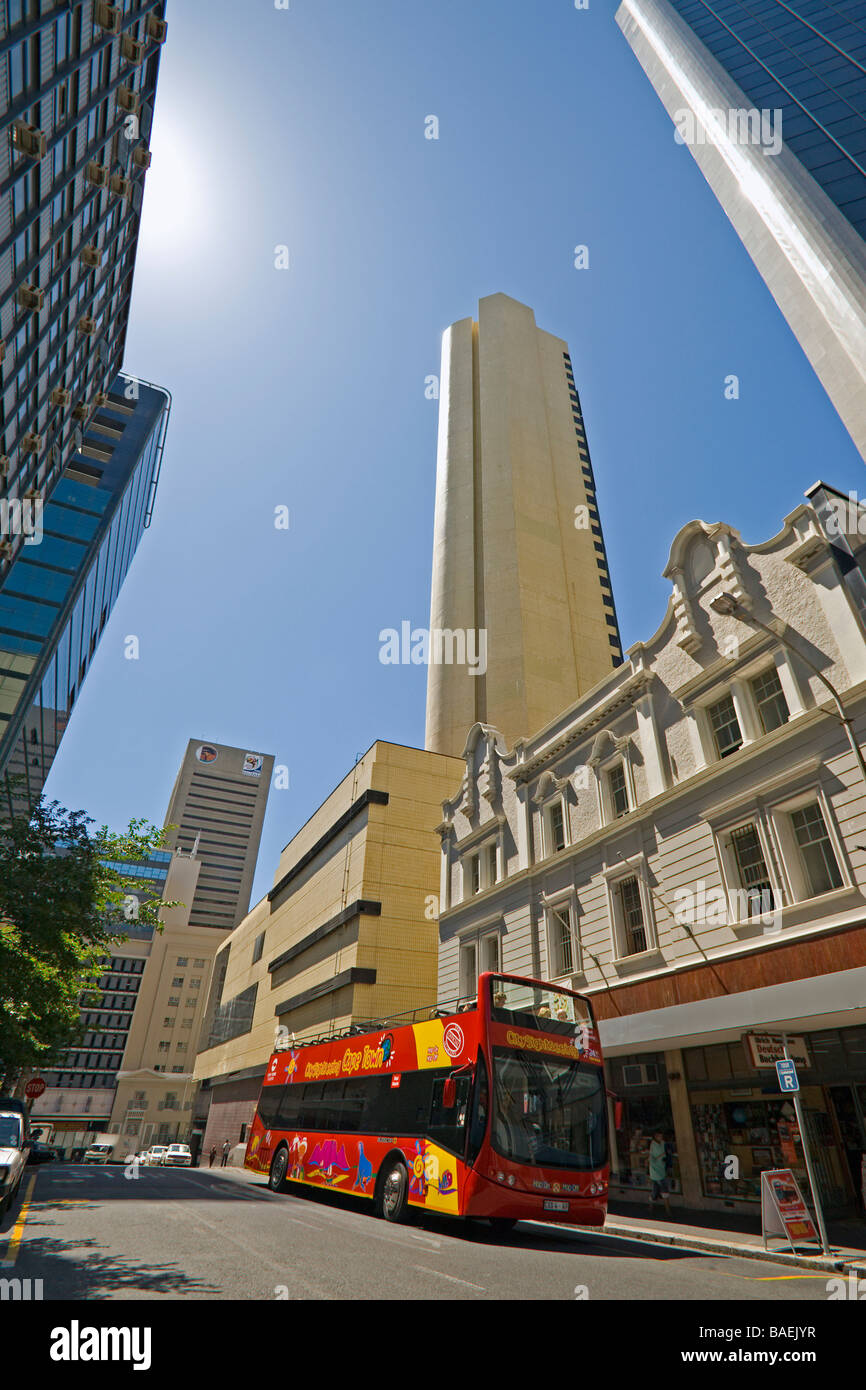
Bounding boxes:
[24,1077,46,1100]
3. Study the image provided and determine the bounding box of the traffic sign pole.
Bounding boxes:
[782,1033,831,1256]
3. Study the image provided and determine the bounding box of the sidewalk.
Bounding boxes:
[604,1197,866,1274]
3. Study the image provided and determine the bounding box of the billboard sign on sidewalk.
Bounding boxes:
[761,1168,819,1252]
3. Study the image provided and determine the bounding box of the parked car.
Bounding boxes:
[144,1145,168,1167]
[162,1144,192,1167]
[0,1108,29,1215]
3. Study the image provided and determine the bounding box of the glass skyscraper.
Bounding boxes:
[0,374,170,804]
[0,2,170,803]
[663,0,866,239]
[617,0,866,463]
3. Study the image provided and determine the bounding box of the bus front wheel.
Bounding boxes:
[268,1146,288,1193]
[376,1158,409,1223]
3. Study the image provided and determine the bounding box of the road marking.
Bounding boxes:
[715,1271,831,1281]
[0,1175,37,1268]
[413,1264,485,1291]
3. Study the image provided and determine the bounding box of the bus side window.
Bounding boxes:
[257,1084,285,1130]
[466,1053,489,1165]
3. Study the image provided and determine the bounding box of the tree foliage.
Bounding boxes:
[0,795,175,1086]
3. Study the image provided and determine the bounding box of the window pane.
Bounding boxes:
[618,878,646,954]
[709,695,743,757]
[609,763,629,817]
[751,667,789,733]
[729,823,775,914]
[791,804,843,896]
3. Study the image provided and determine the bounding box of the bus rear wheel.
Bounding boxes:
[376,1158,409,1223]
[268,1146,288,1193]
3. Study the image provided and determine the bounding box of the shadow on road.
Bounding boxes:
[244,1172,706,1262]
[11,1234,221,1299]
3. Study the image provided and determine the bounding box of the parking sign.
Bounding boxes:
[776,1059,799,1092]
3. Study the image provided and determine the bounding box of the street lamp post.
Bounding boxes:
[709,593,866,792]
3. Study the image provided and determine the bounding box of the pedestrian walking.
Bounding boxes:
[209,1145,216,1168]
[221,1140,230,1167]
[649,1129,672,1216]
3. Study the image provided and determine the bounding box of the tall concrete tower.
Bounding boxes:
[425,293,622,757]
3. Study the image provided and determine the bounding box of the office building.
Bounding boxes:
[0,376,169,804]
[425,293,622,759]
[194,741,463,1158]
[0,2,169,802]
[616,0,866,462]
[437,484,866,1214]
[30,843,231,1157]
[162,739,275,930]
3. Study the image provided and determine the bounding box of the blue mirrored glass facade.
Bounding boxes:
[667,0,866,240]
[0,375,170,804]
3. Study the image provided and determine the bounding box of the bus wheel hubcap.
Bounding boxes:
[384,1169,403,1213]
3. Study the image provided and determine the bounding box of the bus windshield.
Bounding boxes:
[491,1048,606,1171]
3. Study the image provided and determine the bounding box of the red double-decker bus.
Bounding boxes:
[245,972,609,1230]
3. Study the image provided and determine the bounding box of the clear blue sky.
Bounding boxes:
[45,0,864,909]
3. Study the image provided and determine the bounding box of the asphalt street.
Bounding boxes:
[0,1162,847,1301]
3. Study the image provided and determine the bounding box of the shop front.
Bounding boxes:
[683,1026,866,1215]
[605,1052,680,1199]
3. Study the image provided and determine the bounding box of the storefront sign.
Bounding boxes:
[761,1168,818,1250]
[744,1033,810,1070]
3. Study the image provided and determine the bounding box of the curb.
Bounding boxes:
[603,1219,865,1273]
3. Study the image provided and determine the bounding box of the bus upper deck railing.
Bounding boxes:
[273,994,478,1051]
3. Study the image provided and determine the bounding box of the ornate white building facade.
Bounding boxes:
[436,484,866,1215]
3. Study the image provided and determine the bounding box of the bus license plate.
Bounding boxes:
[543,1200,568,1212]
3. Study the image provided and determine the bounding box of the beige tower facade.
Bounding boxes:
[163,739,274,930]
[425,293,622,759]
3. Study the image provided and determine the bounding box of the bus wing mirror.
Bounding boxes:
[442,1078,457,1108]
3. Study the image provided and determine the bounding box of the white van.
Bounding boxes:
[82,1135,130,1164]
[0,1110,29,1215]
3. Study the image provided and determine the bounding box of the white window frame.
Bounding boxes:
[589,732,636,826]
[542,889,582,980]
[604,865,658,962]
[714,814,782,925]
[542,795,568,858]
[458,923,503,997]
[768,789,849,904]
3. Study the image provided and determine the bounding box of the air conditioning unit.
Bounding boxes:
[17,283,44,311]
[0,541,12,561]
[0,456,10,479]
[86,160,109,188]
[146,14,168,43]
[116,84,140,113]
[132,146,152,170]
[80,243,102,269]
[78,316,97,336]
[24,488,41,503]
[621,1062,660,1087]
[11,120,47,159]
[72,403,89,422]
[51,387,71,408]
[109,173,132,198]
[0,342,5,362]
[94,1,121,33]
[93,392,109,409]
[121,34,146,64]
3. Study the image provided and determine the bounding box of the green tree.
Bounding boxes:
[0,795,176,1090]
